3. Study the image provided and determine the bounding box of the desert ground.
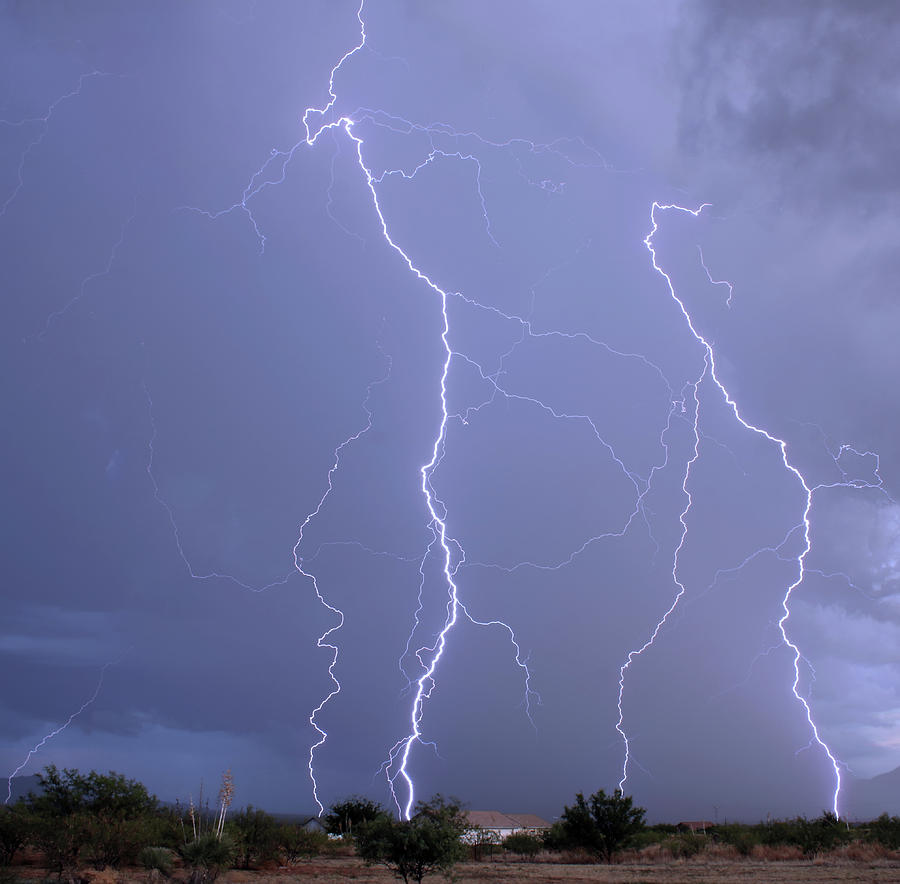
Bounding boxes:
[10,856,897,884]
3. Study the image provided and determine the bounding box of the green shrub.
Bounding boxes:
[502,832,542,859]
[664,832,704,858]
[138,846,173,877]
[866,814,900,850]
[178,833,235,884]
[230,806,279,868]
[277,825,329,863]
[0,805,32,867]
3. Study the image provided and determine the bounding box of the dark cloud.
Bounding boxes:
[678,0,900,208]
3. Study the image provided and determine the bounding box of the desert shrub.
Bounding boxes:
[355,795,467,884]
[276,824,329,863]
[0,805,32,866]
[177,833,235,884]
[867,813,900,850]
[754,818,798,847]
[628,829,669,851]
[714,823,760,856]
[502,832,542,860]
[229,806,279,868]
[323,797,384,837]
[542,820,568,851]
[559,788,646,863]
[663,832,704,858]
[793,812,849,857]
[138,846,173,877]
[26,766,160,871]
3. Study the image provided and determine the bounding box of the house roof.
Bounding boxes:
[507,813,551,829]
[465,810,519,829]
[465,811,551,830]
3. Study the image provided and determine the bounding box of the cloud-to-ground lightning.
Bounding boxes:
[292,351,392,815]
[611,201,894,817]
[168,0,896,822]
[5,661,113,804]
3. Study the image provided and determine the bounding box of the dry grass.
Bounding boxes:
[8,851,900,883]
[211,855,900,884]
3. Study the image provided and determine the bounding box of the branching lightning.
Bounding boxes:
[166,0,895,822]
[1,71,110,218]
[612,201,893,817]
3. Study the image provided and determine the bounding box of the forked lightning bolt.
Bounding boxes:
[175,1,893,821]
[614,201,890,817]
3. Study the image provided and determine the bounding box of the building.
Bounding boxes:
[463,810,551,843]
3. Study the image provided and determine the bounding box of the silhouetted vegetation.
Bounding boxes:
[324,795,386,837]
[354,795,468,884]
[559,788,647,862]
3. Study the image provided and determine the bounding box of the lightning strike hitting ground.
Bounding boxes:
[614,201,892,817]
[166,0,895,822]
[5,662,111,805]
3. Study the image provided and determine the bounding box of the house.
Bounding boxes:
[463,810,551,843]
[677,820,716,834]
[295,814,327,833]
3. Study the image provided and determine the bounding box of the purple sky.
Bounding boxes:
[2,0,899,823]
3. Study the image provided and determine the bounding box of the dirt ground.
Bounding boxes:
[12,855,900,884]
[208,855,900,884]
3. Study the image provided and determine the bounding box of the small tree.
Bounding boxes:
[560,788,646,863]
[355,795,467,884]
[324,796,385,837]
[26,765,160,872]
[231,806,279,868]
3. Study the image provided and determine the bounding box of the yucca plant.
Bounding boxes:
[138,846,173,878]
[178,833,235,884]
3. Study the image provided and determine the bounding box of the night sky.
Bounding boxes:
[3,0,899,824]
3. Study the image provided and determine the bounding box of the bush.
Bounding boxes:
[867,814,900,850]
[277,824,329,863]
[663,832,704,858]
[230,806,278,868]
[324,797,384,837]
[0,805,32,866]
[714,824,759,857]
[138,846,174,877]
[793,812,849,857]
[26,766,160,871]
[559,789,646,863]
[178,833,235,884]
[502,832,542,860]
[355,796,467,884]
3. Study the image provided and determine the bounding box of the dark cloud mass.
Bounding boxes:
[2,1,898,824]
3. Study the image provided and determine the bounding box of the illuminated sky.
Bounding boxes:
[2,0,899,823]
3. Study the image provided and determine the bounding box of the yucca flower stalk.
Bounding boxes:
[215,769,234,840]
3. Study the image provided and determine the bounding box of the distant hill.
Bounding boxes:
[6,774,42,804]
[843,765,900,820]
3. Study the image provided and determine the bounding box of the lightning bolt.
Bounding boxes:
[614,201,889,817]
[171,2,894,822]
[292,348,392,815]
[1,71,111,218]
[5,660,113,805]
